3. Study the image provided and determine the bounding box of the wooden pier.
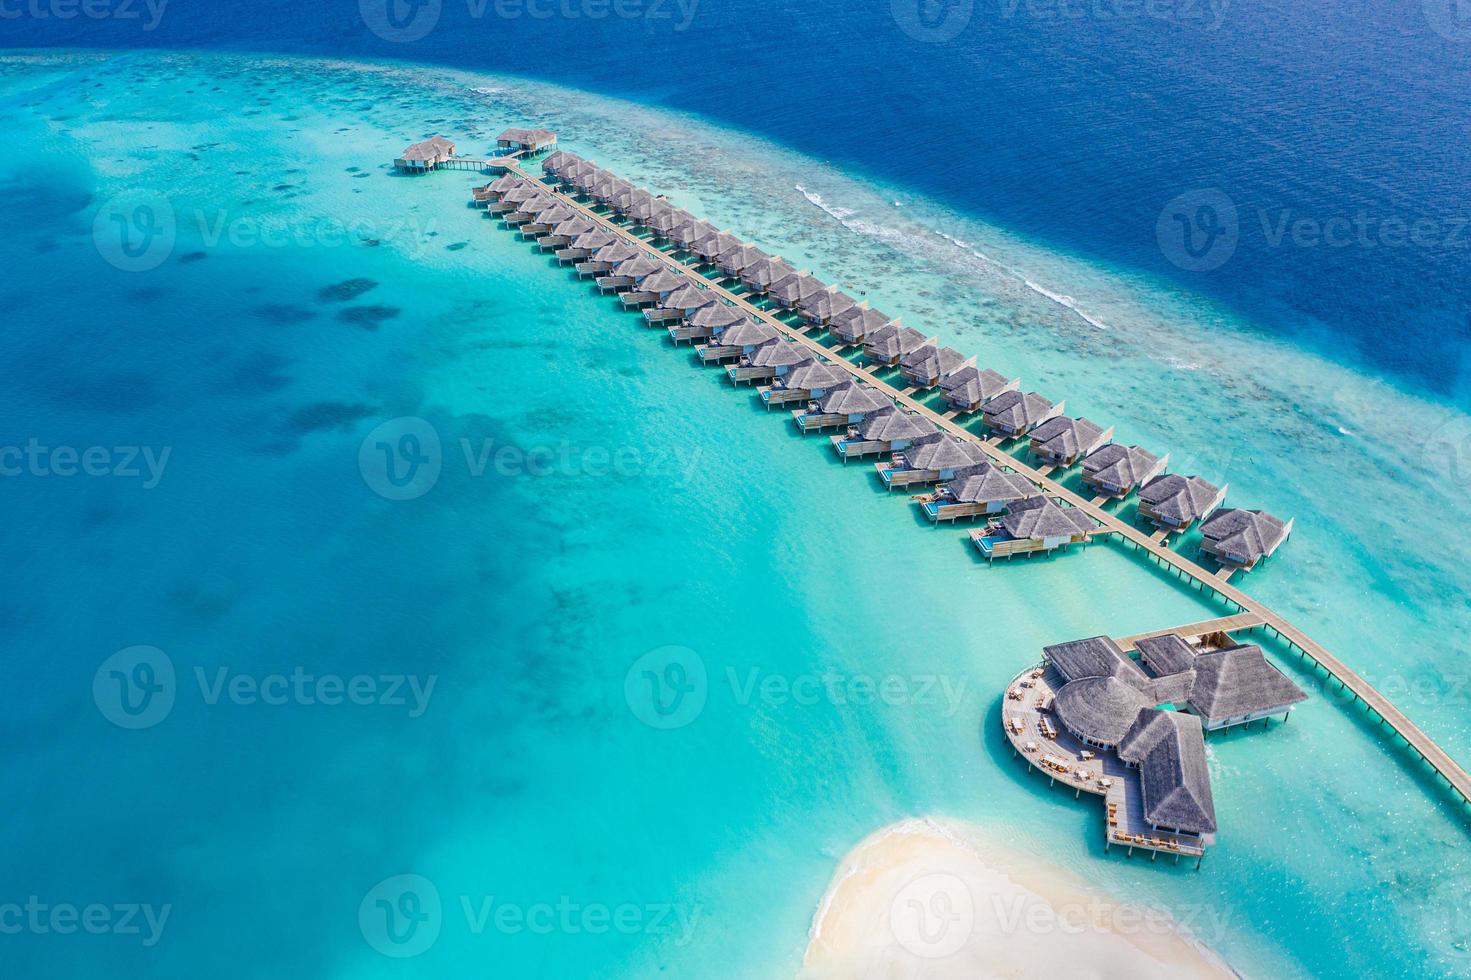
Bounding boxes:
[483,158,1471,812]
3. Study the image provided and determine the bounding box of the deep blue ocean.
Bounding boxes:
[7,0,1471,397]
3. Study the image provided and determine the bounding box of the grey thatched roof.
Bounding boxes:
[549,218,595,238]
[662,283,714,310]
[1054,676,1154,747]
[1188,645,1306,722]
[517,196,563,217]
[1138,474,1223,525]
[628,197,671,222]
[498,127,556,144]
[697,231,744,259]
[569,230,616,250]
[797,288,856,320]
[689,303,749,330]
[648,208,694,234]
[783,360,849,391]
[818,383,891,416]
[717,245,768,272]
[640,270,686,294]
[856,405,939,442]
[770,274,828,306]
[900,433,987,472]
[1082,443,1161,490]
[944,464,1038,506]
[612,256,663,279]
[1149,670,1197,705]
[1030,416,1105,458]
[541,150,577,173]
[1044,635,1152,688]
[533,205,576,226]
[1117,709,1216,834]
[1000,496,1094,540]
[1200,508,1290,562]
[748,340,811,368]
[1135,634,1200,677]
[830,306,893,340]
[571,167,605,191]
[943,367,1017,406]
[901,343,969,379]
[983,390,1055,430]
[591,241,640,263]
[718,317,777,346]
[864,324,928,360]
[489,175,525,192]
[742,258,797,289]
[499,184,541,205]
[400,135,455,161]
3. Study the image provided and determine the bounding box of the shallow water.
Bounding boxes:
[3,50,1471,978]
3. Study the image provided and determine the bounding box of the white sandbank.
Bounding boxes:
[801,818,1237,980]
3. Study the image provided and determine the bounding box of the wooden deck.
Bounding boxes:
[488,159,1471,812]
[1001,663,1209,864]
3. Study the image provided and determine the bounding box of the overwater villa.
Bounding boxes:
[671,219,718,252]
[646,208,694,240]
[728,339,812,384]
[536,216,595,249]
[518,204,577,238]
[1133,634,1307,731]
[797,287,857,326]
[694,231,744,265]
[626,194,671,224]
[596,255,663,292]
[556,229,617,263]
[540,150,578,177]
[830,405,938,461]
[970,496,1095,560]
[1137,474,1227,532]
[899,342,971,389]
[875,432,987,490]
[791,382,893,432]
[982,390,1065,439]
[758,359,850,408]
[697,316,777,362]
[497,127,558,153]
[575,241,642,276]
[1080,444,1168,498]
[394,135,456,172]
[472,174,524,206]
[919,462,1040,523]
[769,273,829,310]
[862,324,929,367]
[620,268,687,308]
[571,165,607,195]
[1198,508,1293,570]
[645,282,716,324]
[828,306,894,346]
[488,183,542,213]
[941,366,1020,414]
[715,245,769,278]
[670,301,747,344]
[740,257,798,295]
[1028,415,1114,467]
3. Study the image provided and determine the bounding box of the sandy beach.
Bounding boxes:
[801,818,1238,979]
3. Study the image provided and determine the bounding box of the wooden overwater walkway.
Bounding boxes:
[490,158,1471,813]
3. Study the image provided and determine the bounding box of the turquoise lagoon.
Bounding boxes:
[2,50,1471,978]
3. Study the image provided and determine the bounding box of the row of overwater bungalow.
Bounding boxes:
[469,138,1293,573]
